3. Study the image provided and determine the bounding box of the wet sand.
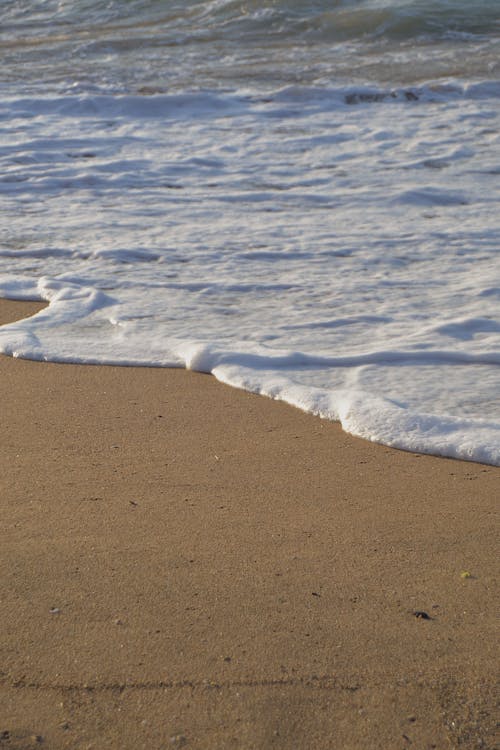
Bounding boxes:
[0,298,498,749]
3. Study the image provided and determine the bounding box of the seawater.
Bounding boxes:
[1,0,499,464]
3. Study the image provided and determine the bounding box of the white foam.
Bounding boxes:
[0,80,499,465]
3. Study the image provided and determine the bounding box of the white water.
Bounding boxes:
[1,3,499,465]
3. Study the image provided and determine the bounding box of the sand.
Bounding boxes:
[0,298,498,749]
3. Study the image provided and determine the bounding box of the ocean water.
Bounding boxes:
[1,0,499,465]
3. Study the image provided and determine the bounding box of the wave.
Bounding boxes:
[2,79,500,126]
[2,1,499,94]
[1,6,498,466]
[4,0,500,41]
[0,276,499,466]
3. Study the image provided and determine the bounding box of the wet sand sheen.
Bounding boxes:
[0,298,498,749]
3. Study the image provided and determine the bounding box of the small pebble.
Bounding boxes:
[49,608,60,615]
[413,610,431,620]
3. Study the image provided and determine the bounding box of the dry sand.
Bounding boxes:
[0,298,498,749]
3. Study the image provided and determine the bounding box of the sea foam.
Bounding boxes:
[1,1,499,466]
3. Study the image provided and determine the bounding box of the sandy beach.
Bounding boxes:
[0,298,498,749]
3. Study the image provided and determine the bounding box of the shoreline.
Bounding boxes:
[1,298,498,749]
[1,300,497,469]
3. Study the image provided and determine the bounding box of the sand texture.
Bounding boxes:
[0,299,498,749]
